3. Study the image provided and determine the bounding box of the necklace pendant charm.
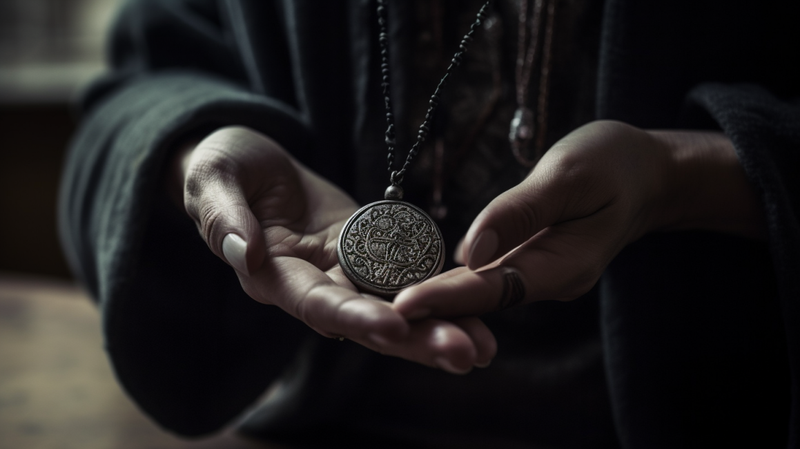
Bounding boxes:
[509,107,537,166]
[337,191,445,297]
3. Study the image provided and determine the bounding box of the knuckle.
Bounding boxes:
[239,277,271,305]
[490,192,541,242]
[551,154,595,190]
[189,153,239,187]
[295,282,328,328]
[294,295,310,325]
[514,196,541,237]
[240,281,258,301]
[569,274,599,299]
[183,155,238,214]
[560,262,603,301]
[197,203,225,247]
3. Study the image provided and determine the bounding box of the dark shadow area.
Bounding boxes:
[0,104,74,278]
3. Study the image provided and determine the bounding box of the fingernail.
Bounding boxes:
[453,239,466,265]
[222,233,248,274]
[368,333,390,347]
[467,229,498,270]
[403,308,430,321]
[435,357,471,375]
[475,359,492,368]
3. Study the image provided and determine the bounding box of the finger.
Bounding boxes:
[190,187,265,275]
[183,129,294,274]
[396,216,612,319]
[394,265,528,319]
[393,266,476,319]
[355,318,478,375]
[460,167,565,270]
[394,220,614,319]
[245,257,479,372]
[452,235,466,265]
[241,255,409,343]
[461,130,619,270]
[451,317,497,367]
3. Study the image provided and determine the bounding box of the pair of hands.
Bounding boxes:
[171,121,763,374]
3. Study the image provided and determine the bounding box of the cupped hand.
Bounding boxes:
[394,120,763,321]
[175,126,494,373]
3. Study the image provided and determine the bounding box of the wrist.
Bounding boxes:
[648,130,766,239]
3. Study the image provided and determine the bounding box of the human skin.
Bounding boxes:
[169,120,765,374]
[169,126,495,374]
[393,120,766,320]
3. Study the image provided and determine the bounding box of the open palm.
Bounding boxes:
[179,126,495,373]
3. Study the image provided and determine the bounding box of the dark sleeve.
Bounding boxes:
[684,83,800,445]
[595,0,800,444]
[58,0,312,435]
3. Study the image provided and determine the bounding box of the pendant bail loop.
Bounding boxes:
[390,170,404,186]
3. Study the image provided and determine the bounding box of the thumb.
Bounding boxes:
[182,149,267,276]
[462,175,566,270]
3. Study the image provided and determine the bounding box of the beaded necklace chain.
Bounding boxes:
[378,0,493,190]
[337,0,493,296]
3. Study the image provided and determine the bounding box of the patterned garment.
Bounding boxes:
[397,0,603,261]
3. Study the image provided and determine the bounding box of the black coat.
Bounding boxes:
[59,0,800,447]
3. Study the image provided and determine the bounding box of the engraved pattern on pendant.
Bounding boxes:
[340,202,443,292]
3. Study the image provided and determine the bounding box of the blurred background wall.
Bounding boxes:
[0,5,277,447]
[0,0,117,278]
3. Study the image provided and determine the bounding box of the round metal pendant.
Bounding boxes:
[337,200,445,296]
